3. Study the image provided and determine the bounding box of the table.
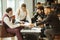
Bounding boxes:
[20,27,41,40]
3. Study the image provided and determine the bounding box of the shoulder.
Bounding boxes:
[3,16,9,22]
[2,14,8,18]
[3,14,9,19]
[4,17,9,19]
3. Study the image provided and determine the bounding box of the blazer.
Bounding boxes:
[31,13,45,23]
[37,12,60,33]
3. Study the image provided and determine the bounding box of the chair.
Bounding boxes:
[53,34,60,40]
[0,21,15,40]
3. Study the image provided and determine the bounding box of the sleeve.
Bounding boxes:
[31,13,38,23]
[34,13,38,18]
[26,9,31,23]
[4,17,21,29]
[37,15,51,25]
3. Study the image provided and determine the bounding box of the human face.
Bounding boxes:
[21,7,26,11]
[36,4,42,8]
[9,11,13,16]
[44,8,51,15]
[44,8,48,15]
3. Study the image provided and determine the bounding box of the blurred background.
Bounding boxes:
[0,0,60,19]
[0,0,60,40]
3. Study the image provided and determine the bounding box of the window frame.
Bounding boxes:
[0,0,3,20]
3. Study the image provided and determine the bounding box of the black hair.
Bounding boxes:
[45,6,51,9]
[37,6,44,10]
[6,7,12,13]
[21,3,26,8]
[37,6,45,14]
[44,6,51,12]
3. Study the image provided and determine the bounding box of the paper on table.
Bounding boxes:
[21,27,41,33]
[32,27,41,31]
[24,22,30,27]
[14,23,20,27]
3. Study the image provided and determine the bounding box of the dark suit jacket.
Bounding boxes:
[31,13,45,23]
[37,13,60,33]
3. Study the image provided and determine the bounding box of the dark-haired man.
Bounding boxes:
[31,7,45,25]
[37,6,60,40]
[31,7,46,39]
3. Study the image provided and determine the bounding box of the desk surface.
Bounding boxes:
[21,27,41,33]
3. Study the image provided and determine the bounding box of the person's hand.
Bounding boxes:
[36,9,41,14]
[11,15,15,19]
[38,17,42,21]
[20,21,24,24]
[29,23,34,28]
[20,24,24,26]
[11,15,15,23]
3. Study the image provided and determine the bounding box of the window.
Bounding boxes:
[37,0,45,3]
[7,0,15,14]
[0,0,2,20]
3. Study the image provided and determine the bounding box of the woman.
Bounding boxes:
[16,3,31,23]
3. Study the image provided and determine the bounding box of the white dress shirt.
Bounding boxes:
[4,16,31,29]
[4,16,21,29]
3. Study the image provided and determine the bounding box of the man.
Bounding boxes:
[31,6,46,40]
[31,7,45,26]
[43,6,52,29]
[37,6,60,40]
[3,7,34,40]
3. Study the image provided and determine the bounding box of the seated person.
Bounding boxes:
[31,7,45,27]
[40,6,52,38]
[2,7,34,40]
[31,7,46,38]
[16,3,31,23]
[44,6,52,29]
[37,7,60,40]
